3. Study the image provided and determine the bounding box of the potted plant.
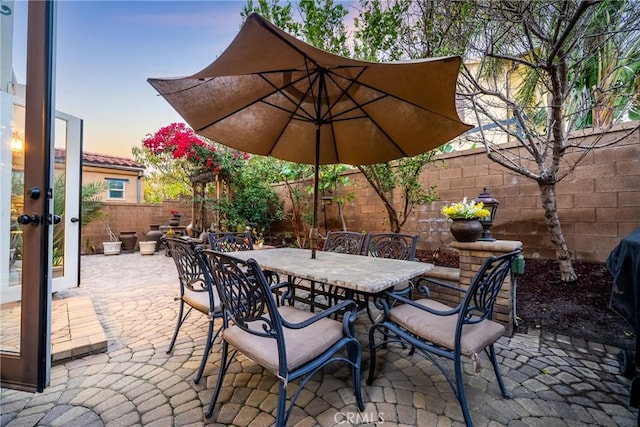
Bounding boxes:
[441,197,491,242]
[169,209,181,226]
[102,221,122,255]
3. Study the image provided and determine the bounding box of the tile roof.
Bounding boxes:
[54,148,145,170]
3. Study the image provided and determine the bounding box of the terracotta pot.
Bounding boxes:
[449,219,483,242]
[168,216,180,227]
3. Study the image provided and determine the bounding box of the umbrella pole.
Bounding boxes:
[310,125,320,259]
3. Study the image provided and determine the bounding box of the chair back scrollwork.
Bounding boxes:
[165,237,208,293]
[208,232,253,252]
[462,249,521,325]
[205,251,279,339]
[323,231,366,255]
[364,232,418,261]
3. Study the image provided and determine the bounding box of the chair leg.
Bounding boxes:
[454,352,474,427]
[206,340,230,418]
[488,344,511,398]
[193,317,216,384]
[348,340,365,411]
[309,281,316,312]
[366,325,380,386]
[275,381,287,427]
[167,300,189,354]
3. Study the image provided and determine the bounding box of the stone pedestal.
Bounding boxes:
[426,240,522,335]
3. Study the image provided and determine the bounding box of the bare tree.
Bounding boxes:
[458,0,640,282]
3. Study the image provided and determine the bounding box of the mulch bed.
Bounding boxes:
[415,249,635,349]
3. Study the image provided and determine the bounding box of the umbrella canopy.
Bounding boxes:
[148,13,471,257]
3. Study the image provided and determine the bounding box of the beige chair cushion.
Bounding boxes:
[183,287,221,314]
[222,305,344,374]
[389,298,505,356]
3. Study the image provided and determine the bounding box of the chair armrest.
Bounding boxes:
[280,299,358,330]
[415,276,468,295]
[270,281,294,305]
[383,289,460,317]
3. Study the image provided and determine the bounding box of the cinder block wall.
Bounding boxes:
[81,200,191,253]
[273,122,639,262]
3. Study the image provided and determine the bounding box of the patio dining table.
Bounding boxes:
[227,247,434,311]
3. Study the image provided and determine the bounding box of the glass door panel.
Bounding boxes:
[1,0,54,392]
[1,0,28,355]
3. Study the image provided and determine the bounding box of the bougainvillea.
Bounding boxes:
[142,123,249,175]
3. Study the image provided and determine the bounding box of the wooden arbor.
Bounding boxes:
[190,171,231,235]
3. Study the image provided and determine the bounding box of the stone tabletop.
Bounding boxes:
[224,247,434,294]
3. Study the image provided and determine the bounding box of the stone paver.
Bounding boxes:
[1,253,637,426]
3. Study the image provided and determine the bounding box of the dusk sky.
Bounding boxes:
[52,1,250,158]
[13,0,360,157]
[11,1,358,159]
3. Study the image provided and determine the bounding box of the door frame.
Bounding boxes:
[52,112,83,291]
[0,0,55,392]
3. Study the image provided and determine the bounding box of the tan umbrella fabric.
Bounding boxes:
[148,13,471,256]
[148,13,470,166]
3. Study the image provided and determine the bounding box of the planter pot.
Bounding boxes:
[147,224,163,251]
[139,241,156,255]
[168,216,181,227]
[103,241,122,255]
[119,231,138,252]
[449,219,483,242]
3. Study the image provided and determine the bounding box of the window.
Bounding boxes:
[106,178,128,200]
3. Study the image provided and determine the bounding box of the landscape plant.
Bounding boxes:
[133,123,250,202]
[455,0,640,281]
[441,198,491,220]
[354,0,639,282]
[52,175,106,266]
[242,0,446,235]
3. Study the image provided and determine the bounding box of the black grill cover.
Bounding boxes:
[608,227,640,329]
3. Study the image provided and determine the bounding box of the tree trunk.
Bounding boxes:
[539,183,577,282]
[337,202,347,231]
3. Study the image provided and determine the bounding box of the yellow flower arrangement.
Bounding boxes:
[441,197,491,220]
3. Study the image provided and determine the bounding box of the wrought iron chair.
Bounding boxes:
[358,232,419,319]
[202,250,364,425]
[305,231,368,310]
[323,230,367,254]
[164,237,222,384]
[208,231,253,252]
[367,249,522,427]
[208,231,280,285]
[362,232,418,261]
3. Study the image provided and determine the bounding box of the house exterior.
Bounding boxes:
[54,148,145,204]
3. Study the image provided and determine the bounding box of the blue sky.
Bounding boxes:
[12,1,358,159]
[52,1,250,158]
[11,1,252,157]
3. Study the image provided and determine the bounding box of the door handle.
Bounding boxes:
[50,214,62,225]
[17,213,41,226]
[70,217,80,223]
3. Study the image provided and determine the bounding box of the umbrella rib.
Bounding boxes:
[193,71,319,132]
[257,71,318,122]
[320,68,408,157]
[260,67,322,156]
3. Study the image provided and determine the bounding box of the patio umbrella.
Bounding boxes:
[148,13,471,258]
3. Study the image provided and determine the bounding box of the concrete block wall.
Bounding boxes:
[81,200,191,253]
[273,121,639,262]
